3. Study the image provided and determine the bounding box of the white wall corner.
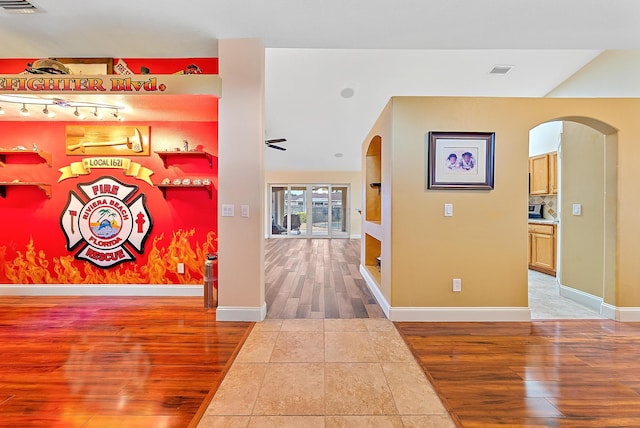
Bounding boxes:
[600,303,640,322]
[216,302,267,322]
[360,264,390,318]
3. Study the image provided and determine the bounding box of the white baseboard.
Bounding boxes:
[216,302,267,322]
[0,284,202,296]
[350,234,362,239]
[389,307,531,322]
[600,303,640,322]
[359,265,530,322]
[559,284,603,312]
[360,264,390,318]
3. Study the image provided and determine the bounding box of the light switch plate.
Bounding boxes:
[241,205,249,218]
[222,204,234,217]
[444,203,453,217]
[572,204,582,216]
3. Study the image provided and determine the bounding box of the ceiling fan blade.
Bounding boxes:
[265,138,286,144]
[266,143,287,151]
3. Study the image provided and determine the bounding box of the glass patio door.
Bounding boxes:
[270,184,349,238]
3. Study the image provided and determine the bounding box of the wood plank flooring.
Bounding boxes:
[265,238,384,319]
[0,296,252,428]
[396,320,640,427]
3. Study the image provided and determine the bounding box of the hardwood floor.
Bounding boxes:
[0,296,252,428]
[265,238,384,319]
[396,320,640,427]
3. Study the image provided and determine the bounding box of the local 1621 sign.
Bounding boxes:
[60,176,153,269]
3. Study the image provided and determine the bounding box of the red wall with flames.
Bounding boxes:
[0,119,218,285]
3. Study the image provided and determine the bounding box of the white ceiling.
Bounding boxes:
[2,1,640,171]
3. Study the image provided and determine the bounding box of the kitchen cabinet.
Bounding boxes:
[528,222,556,276]
[529,152,557,195]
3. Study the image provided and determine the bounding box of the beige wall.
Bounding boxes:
[217,39,266,320]
[364,97,640,309]
[266,170,362,238]
[560,122,605,298]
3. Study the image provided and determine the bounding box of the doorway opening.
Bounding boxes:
[528,119,616,319]
[270,184,349,238]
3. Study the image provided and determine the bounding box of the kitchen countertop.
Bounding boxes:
[528,218,558,225]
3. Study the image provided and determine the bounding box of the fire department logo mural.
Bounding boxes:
[60,176,153,269]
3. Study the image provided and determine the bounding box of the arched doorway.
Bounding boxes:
[528,117,617,319]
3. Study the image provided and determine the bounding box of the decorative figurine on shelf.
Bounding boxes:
[193,178,202,185]
[195,144,204,152]
[32,144,39,152]
[172,178,181,185]
[181,178,191,185]
[183,140,189,152]
[202,178,211,185]
[13,145,27,151]
[161,178,170,185]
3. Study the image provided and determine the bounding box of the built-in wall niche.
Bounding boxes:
[365,135,381,223]
[364,233,381,285]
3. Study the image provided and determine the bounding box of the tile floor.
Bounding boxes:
[528,269,606,319]
[198,318,454,428]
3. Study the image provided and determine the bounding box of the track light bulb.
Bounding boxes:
[20,103,29,116]
[74,108,85,120]
[92,107,103,120]
[43,106,55,118]
[0,106,4,115]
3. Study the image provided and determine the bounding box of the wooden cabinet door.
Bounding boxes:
[530,232,555,271]
[529,154,549,195]
[548,152,558,195]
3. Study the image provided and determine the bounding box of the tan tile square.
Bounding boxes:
[253,319,284,332]
[281,319,324,332]
[197,415,250,428]
[381,363,447,415]
[248,416,325,427]
[270,331,324,362]
[324,319,368,332]
[370,331,415,362]
[401,415,456,428]
[235,331,279,363]
[363,318,396,333]
[206,363,268,415]
[325,332,377,362]
[253,363,324,415]
[326,415,403,427]
[325,363,397,415]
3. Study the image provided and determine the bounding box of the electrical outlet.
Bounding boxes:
[177,263,185,274]
[444,203,453,217]
[452,278,462,292]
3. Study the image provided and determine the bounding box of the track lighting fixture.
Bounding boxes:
[20,104,29,116]
[92,107,104,120]
[112,109,124,121]
[42,106,55,118]
[74,107,85,120]
[0,106,4,115]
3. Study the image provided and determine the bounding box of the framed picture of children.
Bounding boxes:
[426,131,495,190]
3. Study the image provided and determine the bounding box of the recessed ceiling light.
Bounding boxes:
[489,65,513,75]
[334,152,344,158]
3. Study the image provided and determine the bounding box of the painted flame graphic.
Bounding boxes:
[0,229,216,285]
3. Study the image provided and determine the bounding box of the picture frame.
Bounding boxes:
[426,131,495,190]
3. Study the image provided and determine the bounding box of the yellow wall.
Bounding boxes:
[266,170,363,238]
[365,96,640,309]
[560,122,605,298]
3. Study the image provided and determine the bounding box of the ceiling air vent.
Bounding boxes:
[489,65,513,75]
[0,0,40,14]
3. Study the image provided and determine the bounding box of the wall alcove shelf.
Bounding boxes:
[156,183,213,199]
[0,182,52,199]
[0,150,52,168]
[154,151,214,169]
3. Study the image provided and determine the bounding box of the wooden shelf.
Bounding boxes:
[156,183,213,199]
[154,150,214,168]
[0,150,52,168]
[0,182,52,199]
